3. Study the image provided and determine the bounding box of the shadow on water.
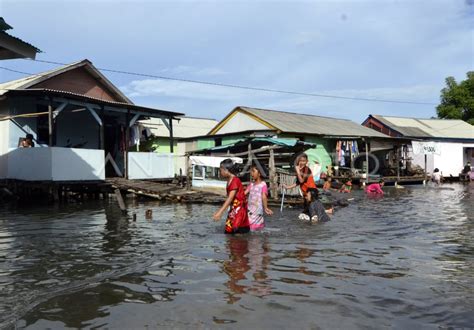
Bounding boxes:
[0,184,473,328]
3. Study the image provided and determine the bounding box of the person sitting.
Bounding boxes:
[304,188,332,223]
[20,134,35,148]
[339,179,353,193]
[322,177,332,191]
[431,168,442,185]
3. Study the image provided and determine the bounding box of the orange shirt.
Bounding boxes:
[298,167,317,193]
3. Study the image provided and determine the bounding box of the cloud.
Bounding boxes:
[121,79,252,100]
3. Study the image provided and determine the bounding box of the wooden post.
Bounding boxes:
[169,117,174,153]
[124,111,130,179]
[424,154,427,184]
[185,154,191,190]
[365,140,369,184]
[247,143,253,169]
[99,107,104,150]
[269,149,278,200]
[396,146,400,182]
[48,103,53,146]
[114,188,127,213]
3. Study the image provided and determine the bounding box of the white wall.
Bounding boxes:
[127,152,176,180]
[7,147,105,181]
[411,142,474,177]
[52,148,105,181]
[433,142,468,177]
[0,100,10,179]
[216,111,269,134]
[8,148,52,181]
[411,153,434,174]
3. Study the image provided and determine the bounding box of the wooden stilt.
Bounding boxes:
[115,188,127,213]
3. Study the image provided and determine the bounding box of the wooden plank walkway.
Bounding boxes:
[106,178,226,204]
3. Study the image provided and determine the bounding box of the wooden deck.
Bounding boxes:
[106,178,226,204]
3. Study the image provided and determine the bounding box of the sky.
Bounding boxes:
[0,0,473,123]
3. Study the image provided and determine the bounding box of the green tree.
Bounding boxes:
[436,71,474,125]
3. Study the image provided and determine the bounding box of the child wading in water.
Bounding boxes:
[245,165,273,231]
[283,153,318,217]
[213,159,250,234]
[365,179,385,195]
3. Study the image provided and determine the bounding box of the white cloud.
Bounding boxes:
[121,79,253,100]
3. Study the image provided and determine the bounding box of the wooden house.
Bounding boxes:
[0,59,183,182]
[363,115,474,177]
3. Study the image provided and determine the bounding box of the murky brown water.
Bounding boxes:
[0,184,473,329]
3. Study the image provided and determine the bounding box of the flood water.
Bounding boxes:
[0,184,473,329]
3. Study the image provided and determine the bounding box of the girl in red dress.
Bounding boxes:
[213,159,250,234]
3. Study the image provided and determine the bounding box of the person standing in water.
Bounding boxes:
[213,159,250,234]
[245,165,273,231]
[431,168,442,185]
[365,179,385,195]
[283,153,318,215]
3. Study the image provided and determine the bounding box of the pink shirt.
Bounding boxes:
[247,181,268,230]
[366,183,384,194]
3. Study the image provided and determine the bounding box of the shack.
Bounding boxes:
[0,59,183,183]
[182,106,414,186]
[363,115,474,178]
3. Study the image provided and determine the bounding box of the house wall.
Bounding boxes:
[128,152,176,180]
[222,135,246,146]
[7,147,105,181]
[51,148,104,181]
[149,137,177,154]
[0,100,10,178]
[411,152,434,175]
[197,138,215,150]
[215,111,269,135]
[410,142,474,177]
[32,67,120,102]
[363,117,400,137]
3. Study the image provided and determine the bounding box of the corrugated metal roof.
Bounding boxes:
[0,18,41,59]
[0,18,13,31]
[5,88,184,118]
[373,115,474,140]
[141,117,218,138]
[0,59,131,103]
[237,106,390,138]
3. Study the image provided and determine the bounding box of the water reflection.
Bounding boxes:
[223,236,250,303]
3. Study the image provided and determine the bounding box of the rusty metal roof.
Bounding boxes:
[233,106,391,138]
[5,88,184,118]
